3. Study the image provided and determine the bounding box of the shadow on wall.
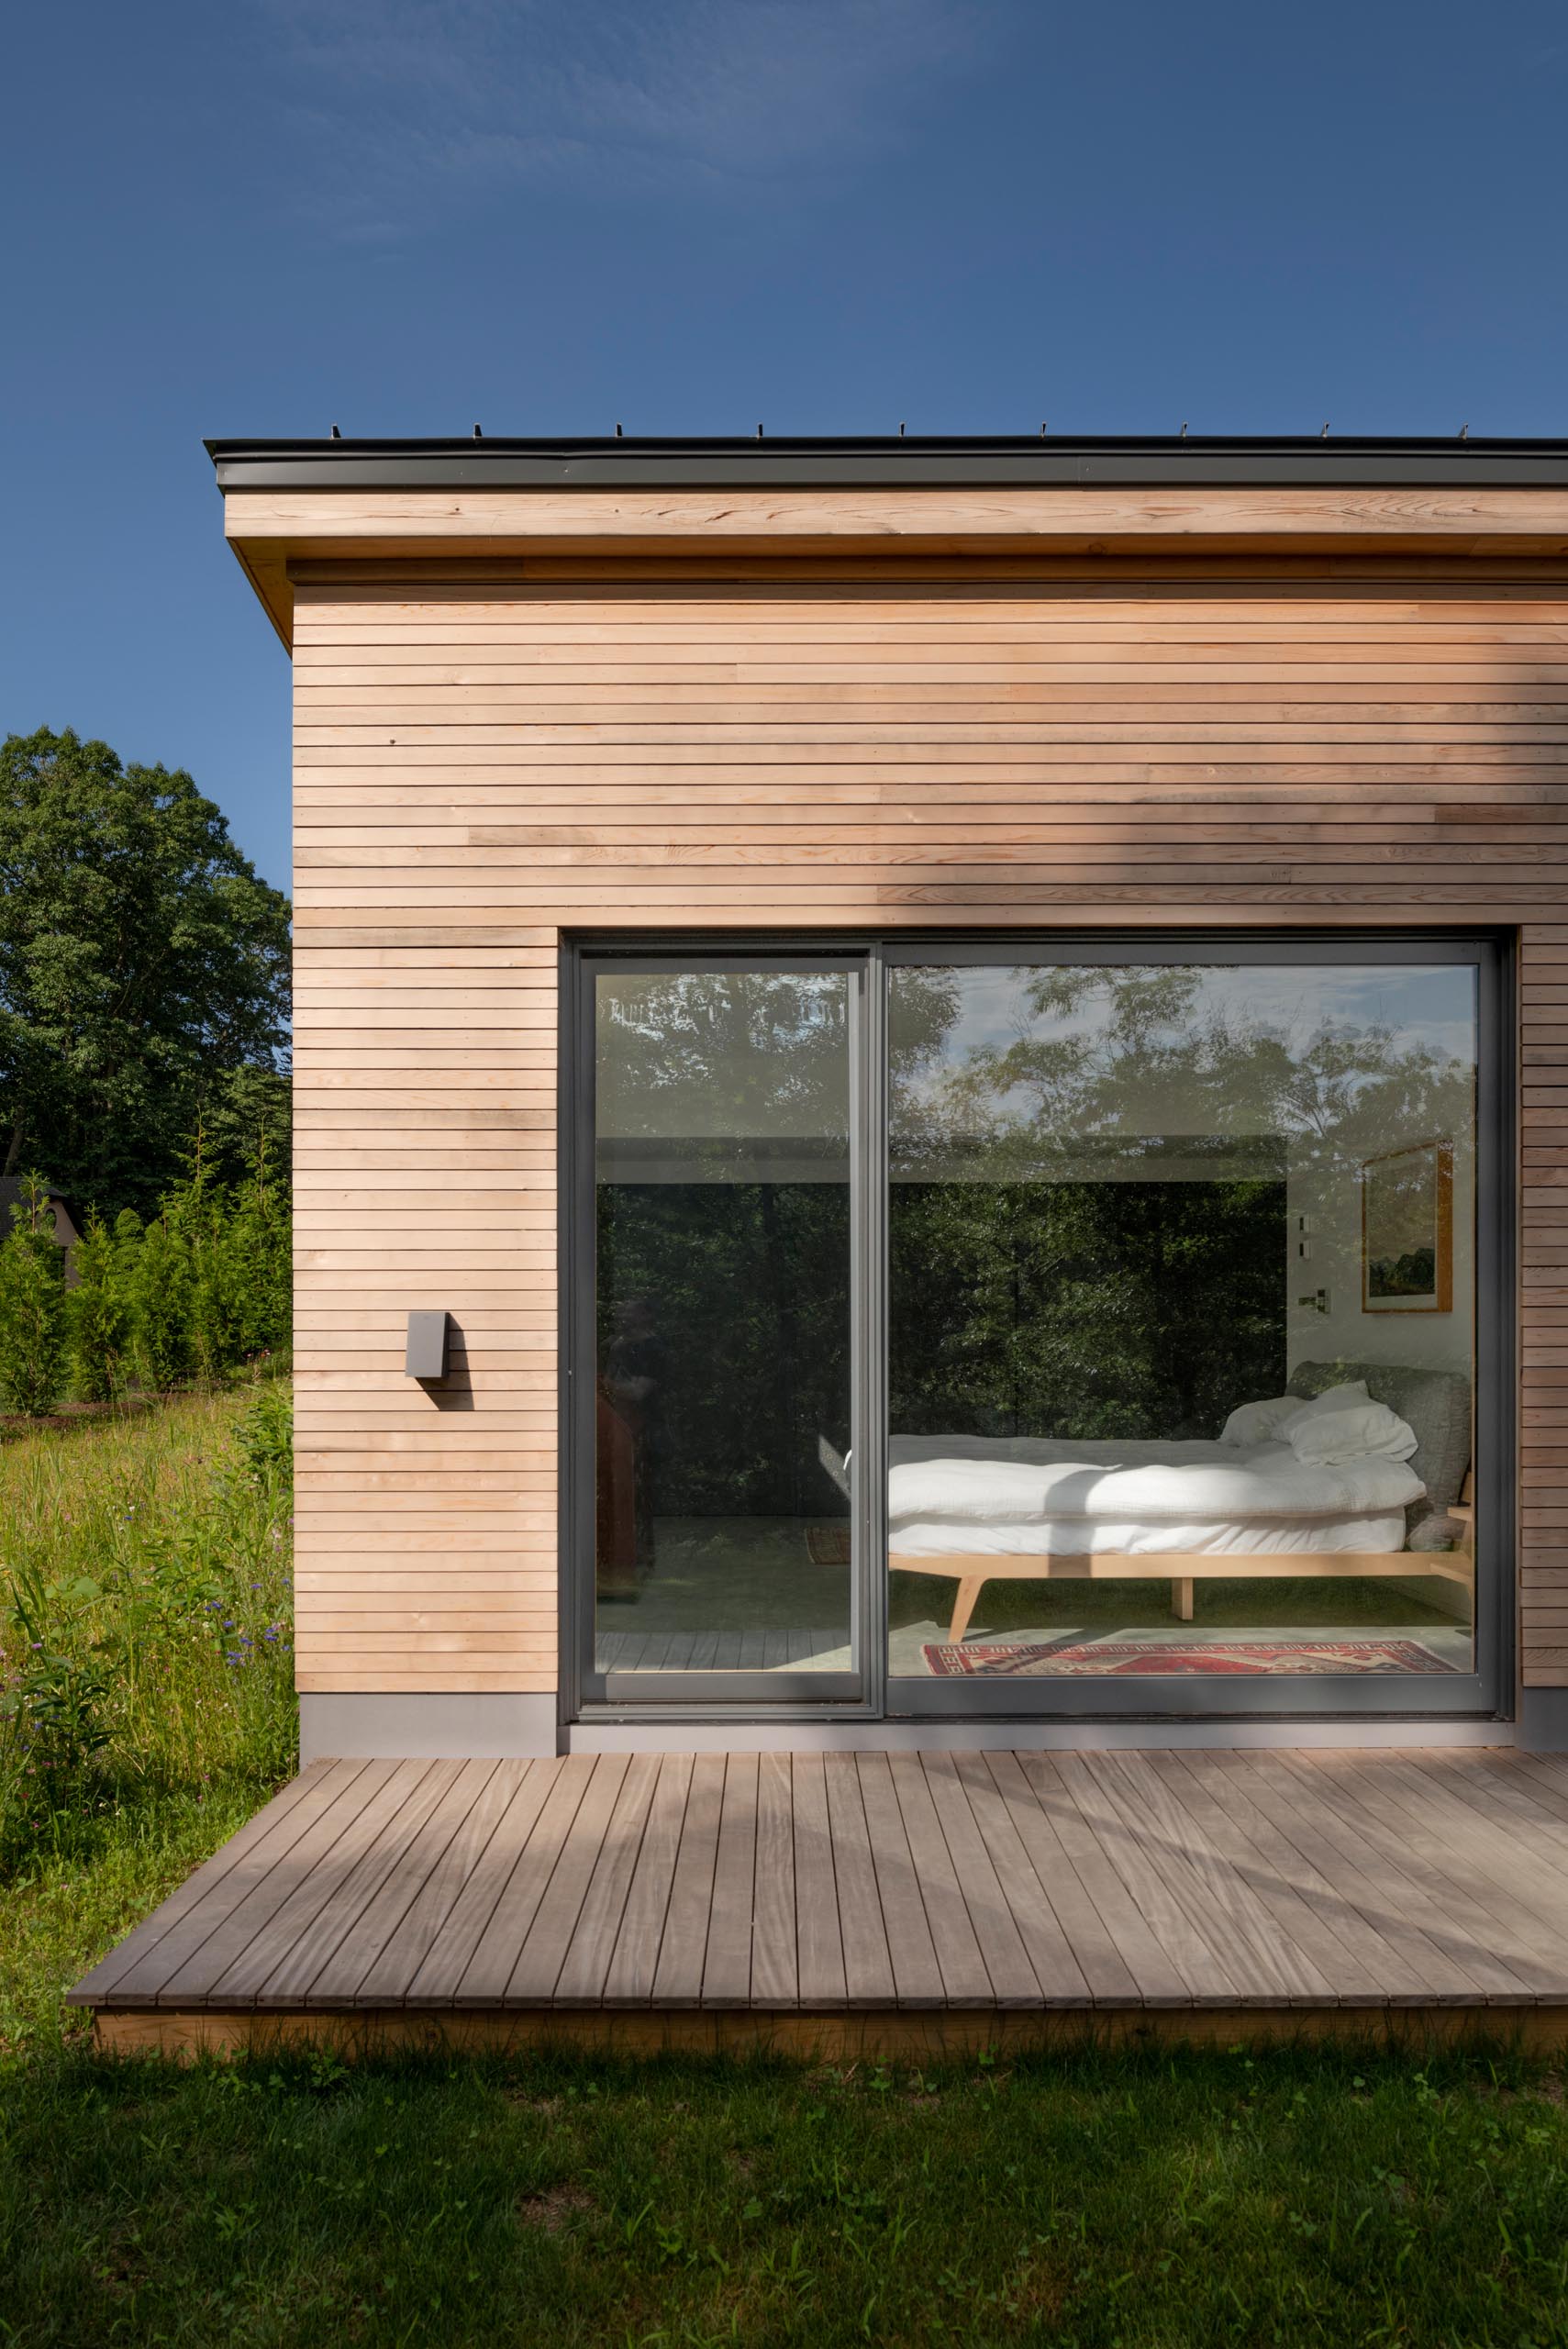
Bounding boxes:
[415,1316,476,1411]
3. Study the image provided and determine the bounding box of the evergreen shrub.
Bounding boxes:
[0,1176,69,1416]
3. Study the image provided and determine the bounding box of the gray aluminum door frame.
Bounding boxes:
[563,930,1512,1727]
[565,946,882,1715]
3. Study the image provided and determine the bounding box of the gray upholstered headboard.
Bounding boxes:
[1286,1359,1471,1548]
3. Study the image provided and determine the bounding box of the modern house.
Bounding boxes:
[70,436,1568,2053]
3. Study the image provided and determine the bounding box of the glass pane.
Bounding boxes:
[887,962,1477,1682]
[594,969,853,1676]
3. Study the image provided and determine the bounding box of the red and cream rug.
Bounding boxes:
[922,1637,1458,1677]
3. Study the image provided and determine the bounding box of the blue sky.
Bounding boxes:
[5,0,1568,893]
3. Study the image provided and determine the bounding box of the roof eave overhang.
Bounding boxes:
[207,436,1568,651]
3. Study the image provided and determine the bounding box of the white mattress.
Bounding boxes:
[886,1433,1422,1562]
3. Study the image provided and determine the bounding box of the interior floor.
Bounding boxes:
[595,1516,1473,1676]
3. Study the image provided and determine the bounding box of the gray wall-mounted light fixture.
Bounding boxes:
[405,1309,450,1380]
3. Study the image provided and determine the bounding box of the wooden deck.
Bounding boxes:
[71,1748,1568,2059]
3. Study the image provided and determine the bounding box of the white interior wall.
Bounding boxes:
[1284,1130,1473,1385]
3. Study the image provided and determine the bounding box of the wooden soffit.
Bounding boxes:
[222,484,1568,650]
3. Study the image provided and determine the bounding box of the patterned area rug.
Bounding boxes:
[806,1523,852,1567]
[923,1637,1459,1677]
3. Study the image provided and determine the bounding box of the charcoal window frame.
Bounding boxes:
[562,931,1513,1727]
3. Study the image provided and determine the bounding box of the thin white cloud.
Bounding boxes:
[262,0,994,233]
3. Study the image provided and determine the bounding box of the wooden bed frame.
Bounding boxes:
[891,1477,1475,1644]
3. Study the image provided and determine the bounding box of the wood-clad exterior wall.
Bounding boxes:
[271,511,1568,1709]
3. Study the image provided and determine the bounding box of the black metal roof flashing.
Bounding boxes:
[206,433,1568,494]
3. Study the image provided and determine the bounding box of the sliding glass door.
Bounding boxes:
[577,958,866,1703]
[571,939,1506,1720]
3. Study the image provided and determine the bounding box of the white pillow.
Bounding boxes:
[1276,1380,1369,1438]
[1288,1400,1418,1466]
[1219,1396,1298,1446]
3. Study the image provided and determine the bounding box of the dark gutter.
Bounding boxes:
[206,433,1568,494]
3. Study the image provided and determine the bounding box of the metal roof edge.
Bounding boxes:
[206,433,1568,493]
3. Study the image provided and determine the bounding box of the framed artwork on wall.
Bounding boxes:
[1361,1140,1453,1313]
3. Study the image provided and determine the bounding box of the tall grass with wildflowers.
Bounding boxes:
[0,1382,295,2045]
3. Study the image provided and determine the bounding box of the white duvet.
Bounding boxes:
[886,1433,1424,1563]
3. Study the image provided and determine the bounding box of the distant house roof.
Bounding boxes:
[0,1180,82,1251]
[206,431,1568,494]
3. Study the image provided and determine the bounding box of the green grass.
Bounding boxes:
[6,2043,1568,2345]
[0,1385,295,2050]
[6,1398,1568,2346]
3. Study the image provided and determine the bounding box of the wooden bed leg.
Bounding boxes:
[1173,1577,1195,1622]
[949,1577,985,1645]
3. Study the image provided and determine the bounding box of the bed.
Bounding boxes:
[827,1360,1473,1642]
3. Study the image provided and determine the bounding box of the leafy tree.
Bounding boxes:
[0,727,291,1219]
[0,1174,68,1416]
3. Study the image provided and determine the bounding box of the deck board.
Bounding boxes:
[855,1754,945,2009]
[602,1753,692,2007]
[886,1751,995,2007]
[404,1761,550,2005]
[509,1755,631,2002]
[216,1762,445,2009]
[71,1760,353,2007]
[981,1753,1140,2005]
[824,1754,896,2009]
[459,1756,595,2005]
[357,1759,521,2005]
[751,1753,799,2007]
[1275,1752,1537,2000]
[1016,1753,1191,2005]
[1162,1751,1388,2002]
[1057,1755,1232,2000]
[69,1750,1568,2051]
[317,1760,502,2004]
[261,1759,468,2005]
[1212,1750,1470,2003]
[701,1754,761,2008]
[554,1753,662,2007]
[919,1754,1041,2007]
[651,1753,726,2007]
[791,1753,848,2008]
[1329,1757,1568,1989]
[145,1760,407,2009]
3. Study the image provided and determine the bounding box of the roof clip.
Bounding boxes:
[329,423,341,440]
[1460,422,1469,440]
[757,423,764,438]
[473,423,483,439]
[1321,422,1329,438]
[615,422,623,437]
[1180,422,1187,438]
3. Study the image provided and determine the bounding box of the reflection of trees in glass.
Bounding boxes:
[592,965,1475,1514]
[598,971,856,1149]
[596,971,859,1524]
[598,967,958,1150]
[891,1179,1286,1443]
[598,1184,850,1519]
[889,964,1473,1443]
[892,964,1474,1188]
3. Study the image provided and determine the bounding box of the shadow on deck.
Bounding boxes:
[68,1747,1568,2059]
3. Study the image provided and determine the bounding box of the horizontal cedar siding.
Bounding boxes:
[289,571,1568,1695]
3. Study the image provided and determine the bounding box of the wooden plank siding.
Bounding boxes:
[284,558,1568,1700]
